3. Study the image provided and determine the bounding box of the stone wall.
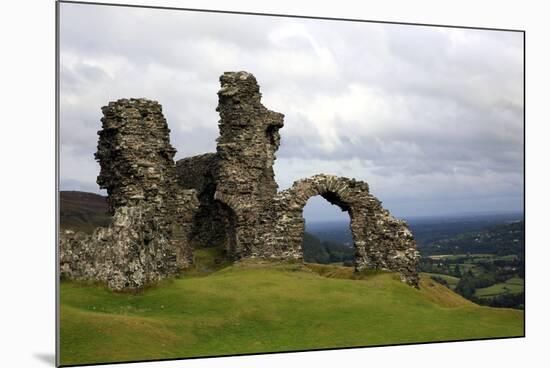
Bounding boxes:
[176,153,234,250]
[59,98,199,290]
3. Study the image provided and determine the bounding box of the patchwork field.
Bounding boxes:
[60,259,524,366]
[422,272,460,290]
[475,277,525,298]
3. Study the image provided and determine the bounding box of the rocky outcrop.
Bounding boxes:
[59,99,199,290]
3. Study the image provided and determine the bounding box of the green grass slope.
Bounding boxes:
[60,260,523,366]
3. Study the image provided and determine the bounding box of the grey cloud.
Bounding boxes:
[60,4,274,73]
[59,3,524,219]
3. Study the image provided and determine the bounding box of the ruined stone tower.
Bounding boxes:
[60,72,420,290]
[214,72,285,258]
[176,72,285,259]
[59,99,199,290]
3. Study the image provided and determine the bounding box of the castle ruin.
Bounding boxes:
[59,71,420,290]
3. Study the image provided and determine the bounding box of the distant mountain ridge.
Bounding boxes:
[306,212,523,249]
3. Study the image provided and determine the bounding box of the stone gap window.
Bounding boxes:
[302,195,354,266]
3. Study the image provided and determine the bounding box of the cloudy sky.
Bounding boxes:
[59,3,524,221]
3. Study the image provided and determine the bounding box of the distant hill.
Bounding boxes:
[305,214,524,256]
[407,213,523,248]
[60,191,111,233]
[306,221,353,244]
[305,213,523,249]
[418,221,524,256]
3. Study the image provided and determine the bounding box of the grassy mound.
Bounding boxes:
[60,259,523,366]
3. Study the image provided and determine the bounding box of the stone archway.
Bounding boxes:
[260,174,420,286]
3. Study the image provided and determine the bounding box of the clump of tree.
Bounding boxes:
[455,270,497,298]
[474,292,525,309]
[420,258,462,277]
[302,232,354,265]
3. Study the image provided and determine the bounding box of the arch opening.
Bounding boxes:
[217,200,238,259]
[302,195,354,267]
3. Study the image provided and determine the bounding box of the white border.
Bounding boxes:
[1,1,548,367]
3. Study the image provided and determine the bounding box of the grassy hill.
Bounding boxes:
[60,191,111,234]
[60,256,524,366]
